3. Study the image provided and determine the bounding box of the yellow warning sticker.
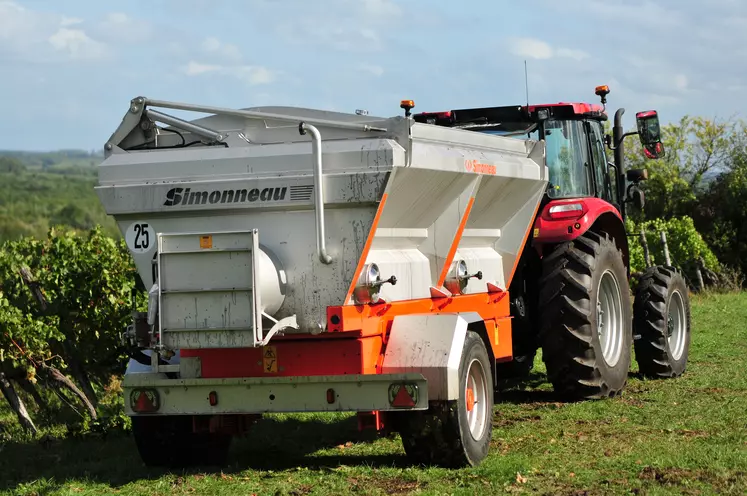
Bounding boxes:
[263,346,277,373]
[199,235,212,249]
[533,228,540,238]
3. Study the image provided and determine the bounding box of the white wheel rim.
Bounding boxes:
[596,269,624,367]
[465,358,489,440]
[668,290,687,360]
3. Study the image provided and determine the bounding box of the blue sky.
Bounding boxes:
[1,0,745,151]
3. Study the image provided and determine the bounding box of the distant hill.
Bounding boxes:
[0,149,103,172]
[0,150,117,244]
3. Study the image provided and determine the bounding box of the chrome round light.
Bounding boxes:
[354,263,382,304]
[445,259,473,295]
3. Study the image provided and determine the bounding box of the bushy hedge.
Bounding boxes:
[626,216,726,288]
[0,226,143,434]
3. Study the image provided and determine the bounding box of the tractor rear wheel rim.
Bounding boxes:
[465,358,489,440]
[597,269,624,367]
[668,290,686,360]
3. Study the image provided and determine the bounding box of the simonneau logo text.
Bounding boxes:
[163,187,288,207]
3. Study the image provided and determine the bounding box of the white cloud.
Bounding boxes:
[359,63,384,77]
[242,66,275,85]
[569,0,683,29]
[182,60,276,85]
[674,74,689,91]
[275,0,403,52]
[60,16,83,27]
[182,36,275,85]
[509,37,589,61]
[556,48,590,61]
[106,12,129,24]
[201,36,243,63]
[48,28,108,60]
[0,1,108,62]
[510,38,554,60]
[278,19,383,52]
[362,0,402,17]
[96,11,153,44]
[184,61,222,76]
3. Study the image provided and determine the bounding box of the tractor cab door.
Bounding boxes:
[585,120,620,209]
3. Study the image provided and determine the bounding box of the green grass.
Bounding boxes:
[1,292,746,495]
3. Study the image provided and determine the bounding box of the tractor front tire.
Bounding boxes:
[396,330,493,468]
[132,415,232,468]
[539,231,633,400]
[633,265,691,378]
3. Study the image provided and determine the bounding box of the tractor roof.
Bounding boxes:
[413,102,607,131]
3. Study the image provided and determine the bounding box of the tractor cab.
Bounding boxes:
[413,86,664,219]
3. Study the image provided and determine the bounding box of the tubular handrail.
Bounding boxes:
[138,97,388,133]
[298,122,333,265]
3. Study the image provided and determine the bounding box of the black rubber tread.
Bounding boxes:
[633,265,691,378]
[396,331,493,468]
[538,231,633,400]
[132,415,232,468]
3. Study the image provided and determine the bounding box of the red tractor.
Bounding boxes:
[414,86,691,399]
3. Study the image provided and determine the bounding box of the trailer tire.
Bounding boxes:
[633,265,691,378]
[132,415,232,468]
[396,330,493,468]
[538,231,632,400]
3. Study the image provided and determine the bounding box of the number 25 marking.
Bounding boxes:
[133,223,150,250]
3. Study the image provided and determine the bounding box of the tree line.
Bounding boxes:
[623,115,746,289]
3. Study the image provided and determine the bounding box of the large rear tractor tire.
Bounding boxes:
[396,331,494,468]
[633,265,691,378]
[538,231,633,400]
[132,415,232,468]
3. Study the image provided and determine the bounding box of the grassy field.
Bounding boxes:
[1,292,746,495]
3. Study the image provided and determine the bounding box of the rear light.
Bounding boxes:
[208,391,218,406]
[326,388,336,404]
[388,383,419,408]
[547,203,585,220]
[130,388,160,413]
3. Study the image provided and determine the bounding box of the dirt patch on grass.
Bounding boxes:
[288,484,313,495]
[675,428,709,439]
[618,396,646,408]
[493,413,542,427]
[348,476,425,495]
[639,466,747,492]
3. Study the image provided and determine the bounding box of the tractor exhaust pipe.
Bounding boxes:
[613,108,626,219]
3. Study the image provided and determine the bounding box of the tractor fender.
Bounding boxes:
[533,198,622,244]
[532,198,629,266]
[381,313,482,401]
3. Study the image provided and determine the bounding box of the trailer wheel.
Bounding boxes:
[132,415,232,468]
[538,231,632,400]
[633,265,691,378]
[396,330,493,468]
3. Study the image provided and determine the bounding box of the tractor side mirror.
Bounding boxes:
[626,168,648,183]
[626,184,646,210]
[635,110,665,159]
